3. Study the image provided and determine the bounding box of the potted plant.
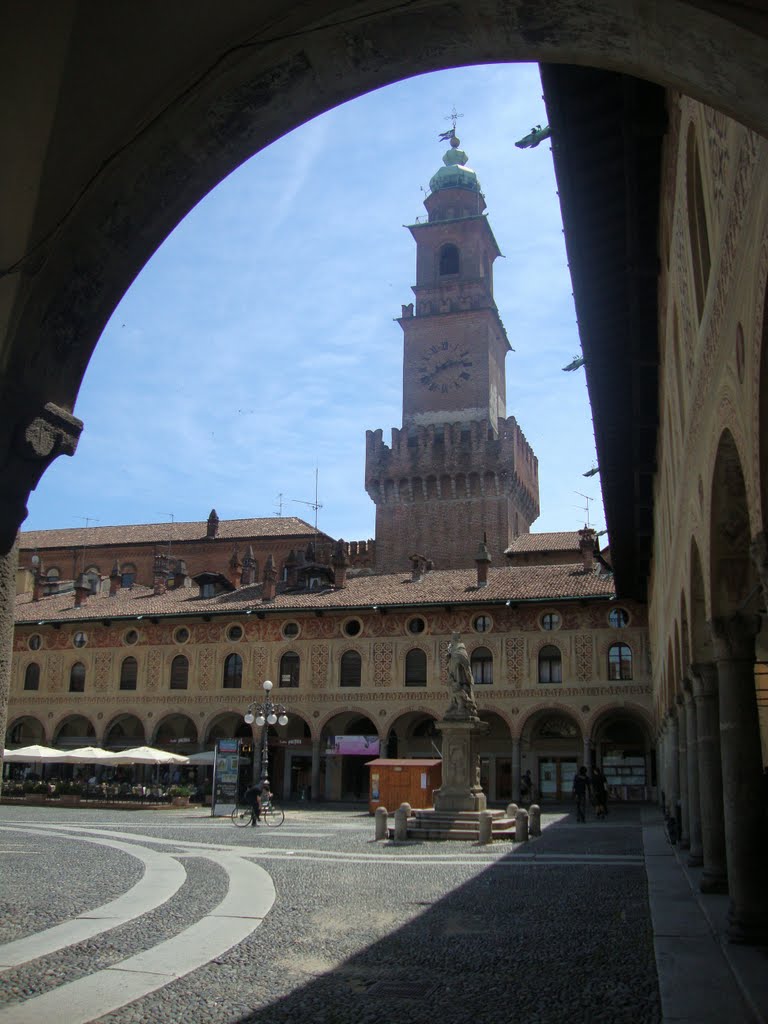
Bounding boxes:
[168,784,192,807]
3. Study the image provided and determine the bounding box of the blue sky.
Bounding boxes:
[24,63,604,544]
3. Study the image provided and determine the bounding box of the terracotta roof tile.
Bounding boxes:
[19,517,322,550]
[15,563,615,624]
[505,531,582,554]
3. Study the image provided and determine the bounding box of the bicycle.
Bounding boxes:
[231,796,285,828]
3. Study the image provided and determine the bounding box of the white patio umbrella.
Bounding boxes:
[57,746,112,763]
[101,746,189,765]
[3,744,68,762]
[185,750,217,765]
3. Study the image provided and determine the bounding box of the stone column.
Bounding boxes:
[582,737,591,770]
[657,724,666,810]
[711,616,768,943]
[690,661,728,893]
[434,717,488,813]
[511,736,521,804]
[683,681,703,866]
[676,694,690,848]
[666,710,680,824]
[0,542,18,790]
[311,738,321,802]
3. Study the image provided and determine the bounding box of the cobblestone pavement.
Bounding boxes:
[0,803,661,1024]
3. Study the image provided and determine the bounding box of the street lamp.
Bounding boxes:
[243,680,289,790]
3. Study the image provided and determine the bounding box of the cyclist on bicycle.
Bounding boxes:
[243,782,263,825]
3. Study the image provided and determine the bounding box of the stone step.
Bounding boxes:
[404,825,517,841]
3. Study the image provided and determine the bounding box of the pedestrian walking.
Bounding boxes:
[520,769,533,805]
[591,765,608,819]
[572,766,591,822]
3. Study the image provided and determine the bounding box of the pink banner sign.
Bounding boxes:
[331,735,380,756]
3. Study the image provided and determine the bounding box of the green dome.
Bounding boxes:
[429,136,481,194]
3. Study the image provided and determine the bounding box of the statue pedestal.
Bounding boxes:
[433,717,489,813]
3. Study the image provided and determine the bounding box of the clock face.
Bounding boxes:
[417,341,473,392]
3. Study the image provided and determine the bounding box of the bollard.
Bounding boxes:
[515,807,529,842]
[506,802,519,820]
[478,810,493,845]
[528,804,541,836]
[374,806,389,840]
[394,802,411,842]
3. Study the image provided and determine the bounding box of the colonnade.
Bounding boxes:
[657,614,767,943]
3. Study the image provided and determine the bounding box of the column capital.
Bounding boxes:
[690,661,718,699]
[710,613,760,663]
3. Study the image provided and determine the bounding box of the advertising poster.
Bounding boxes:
[212,738,240,815]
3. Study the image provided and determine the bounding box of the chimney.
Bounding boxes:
[262,554,277,602]
[409,553,433,582]
[241,546,257,586]
[230,548,242,588]
[74,573,89,608]
[206,508,220,539]
[578,526,596,572]
[332,539,350,589]
[173,559,188,589]
[109,561,121,597]
[475,536,491,588]
[285,549,299,587]
[153,553,168,595]
[32,566,45,602]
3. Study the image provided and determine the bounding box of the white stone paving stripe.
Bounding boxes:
[0,826,187,971]
[0,851,275,1024]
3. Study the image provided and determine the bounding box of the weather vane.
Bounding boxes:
[438,106,463,141]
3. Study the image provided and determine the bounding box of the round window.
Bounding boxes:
[73,631,88,648]
[541,612,561,631]
[227,624,244,642]
[282,621,300,639]
[407,617,426,634]
[608,607,630,628]
[343,618,362,637]
[472,615,492,633]
[174,627,190,644]
[124,629,139,645]
[28,634,42,651]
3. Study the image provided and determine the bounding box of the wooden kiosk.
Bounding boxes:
[366,758,442,814]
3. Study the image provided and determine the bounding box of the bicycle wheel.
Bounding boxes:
[263,803,285,827]
[231,805,253,828]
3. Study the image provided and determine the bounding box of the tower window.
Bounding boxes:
[439,244,460,276]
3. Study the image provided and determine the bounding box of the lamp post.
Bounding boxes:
[243,680,289,791]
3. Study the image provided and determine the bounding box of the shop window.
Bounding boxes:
[405,648,427,687]
[340,650,362,687]
[170,654,189,690]
[280,652,300,688]
[119,656,138,690]
[608,643,633,680]
[538,645,562,684]
[69,662,86,692]
[24,663,40,691]
[471,646,493,685]
[223,652,243,689]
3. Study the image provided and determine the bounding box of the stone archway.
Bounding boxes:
[384,711,439,760]
[53,715,96,748]
[152,713,198,754]
[5,715,46,747]
[103,713,146,750]
[320,711,379,801]
[520,707,583,801]
[590,708,653,801]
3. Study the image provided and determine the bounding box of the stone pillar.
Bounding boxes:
[434,717,488,813]
[690,662,728,893]
[676,694,690,849]
[529,804,541,836]
[511,737,521,805]
[666,710,680,824]
[582,737,591,770]
[683,682,703,866]
[711,616,768,943]
[311,739,321,802]
[374,807,388,840]
[0,542,18,789]
[657,723,666,811]
[515,807,529,842]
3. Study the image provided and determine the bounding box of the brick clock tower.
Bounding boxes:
[366,131,540,571]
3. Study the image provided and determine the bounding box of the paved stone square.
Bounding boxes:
[0,802,668,1023]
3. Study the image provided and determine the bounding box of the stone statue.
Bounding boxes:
[446,632,478,719]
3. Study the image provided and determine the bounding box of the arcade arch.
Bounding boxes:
[53,715,96,748]
[384,711,438,759]
[103,714,146,750]
[5,715,45,746]
[320,712,379,802]
[520,707,583,801]
[152,714,198,754]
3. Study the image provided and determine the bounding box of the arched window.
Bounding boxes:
[608,643,633,681]
[538,645,562,684]
[223,653,243,689]
[340,650,362,687]
[170,655,189,690]
[24,663,40,691]
[439,243,459,275]
[69,662,86,692]
[279,652,300,688]
[471,646,493,685]
[119,656,138,690]
[404,648,427,687]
